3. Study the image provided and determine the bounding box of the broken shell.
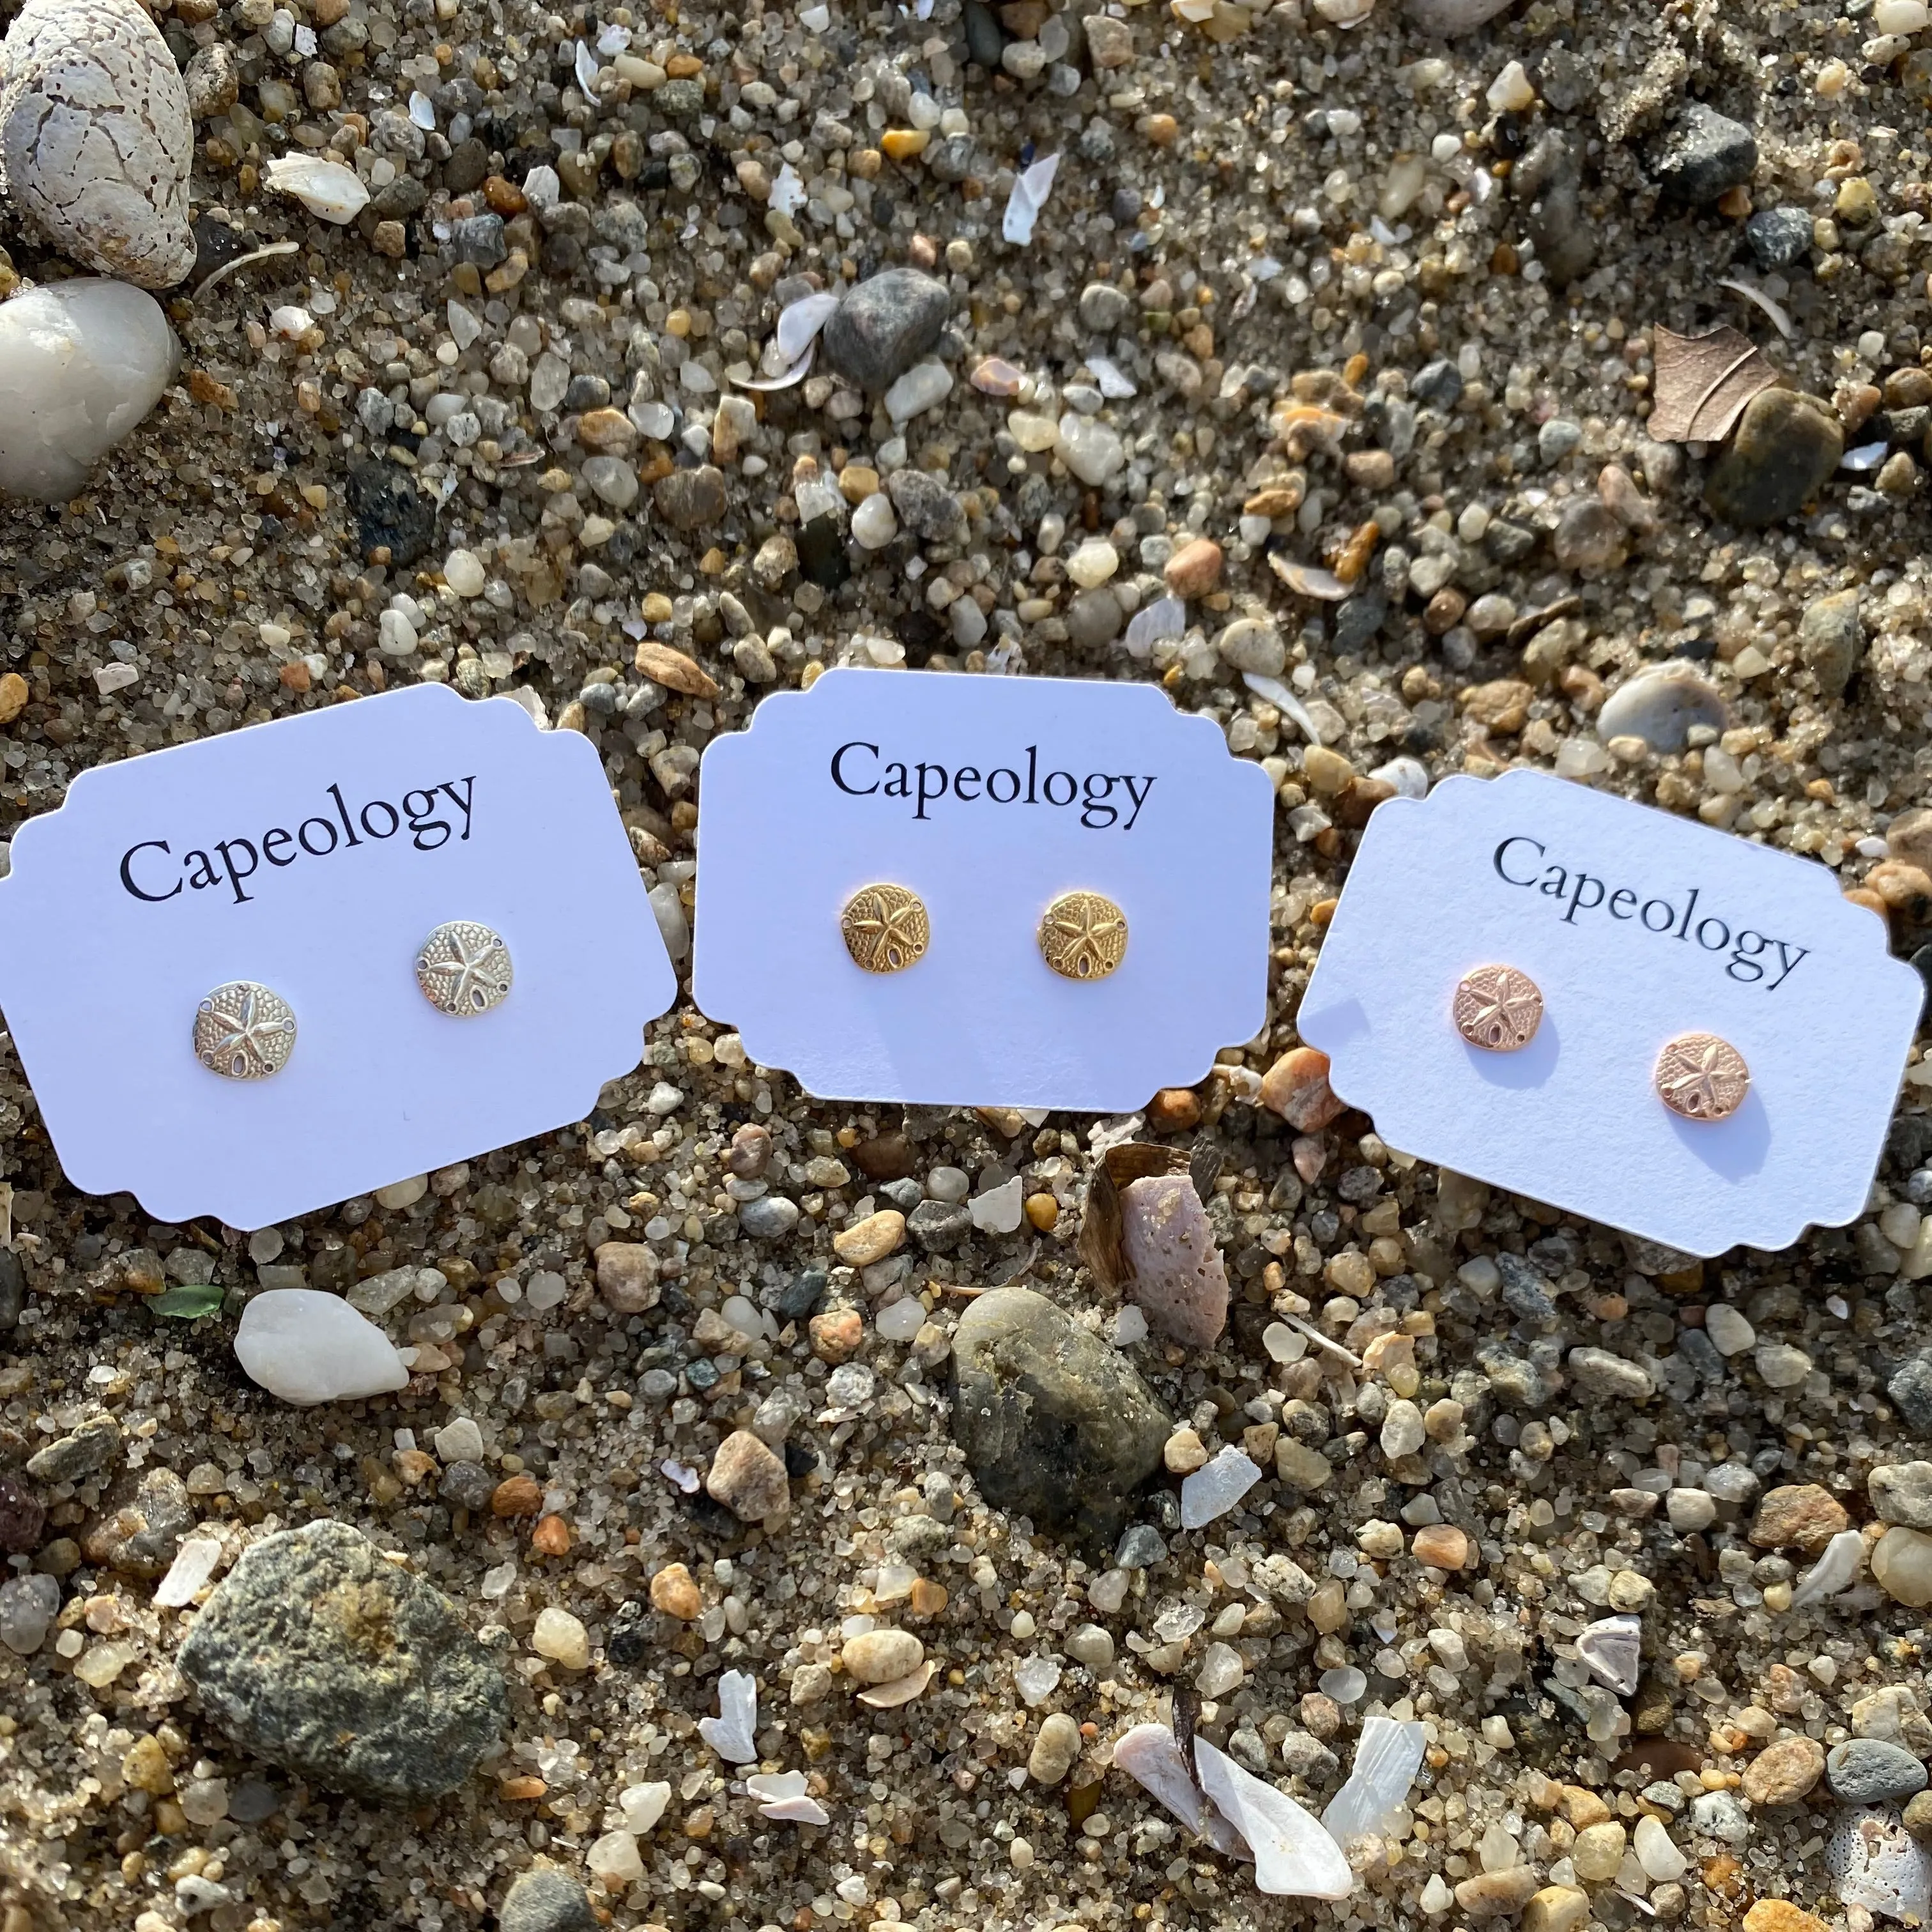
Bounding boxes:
[1594,661,1728,753]
[1269,556,1353,601]
[855,1660,935,1709]
[0,0,195,288]
[263,154,371,224]
[1078,1142,1194,1293]
[776,290,840,365]
[1575,1613,1643,1697]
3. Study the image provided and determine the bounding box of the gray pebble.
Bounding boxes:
[1829,1738,1930,1806]
[822,267,952,392]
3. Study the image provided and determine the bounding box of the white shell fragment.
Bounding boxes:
[1575,1613,1644,1697]
[1113,1723,1246,1855]
[0,279,178,500]
[232,1289,410,1407]
[1003,152,1062,245]
[0,0,196,288]
[1323,1716,1427,1846]
[770,162,807,217]
[263,154,371,224]
[1830,1807,1932,1922]
[747,1770,831,1825]
[1791,1528,1867,1609]
[1195,1737,1358,1899]
[856,1660,935,1708]
[699,1668,758,1763]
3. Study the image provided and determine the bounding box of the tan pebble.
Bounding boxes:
[1301,746,1355,795]
[910,1577,948,1615]
[839,463,881,504]
[650,1561,702,1620]
[0,671,27,723]
[1029,1710,1082,1783]
[705,1429,791,1522]
[595,1241,659,1314]
[1344,449,1396,490]
[500,1774,547,1800]
[1454,1868,1539,1919]
[531,1514,572,1556]
[1164,1427,1209,1474]
[1461,678,1534,733]
[1873,1525,1932,1606]
[881,128,930,160]
[1025,1192,1059,1232]
[841,1627,923,1684]
[1259,1046,1344,1131]
[1162,537,1223,598]
[1276,1439,1332,1492]
[372,218,407,257]
[1570,1821,1627,1883]
[123,1734,174,1794]
[578,406,638,454]
[1522,1887,1591,1932]
[1561,1786,1611,1830]
[832,1209,906,1266]
[1741,1735,1824,1807]
[809,1308,863,1363]
[532,1606,589,1669]
[1749,1483,1850,1552]
[1411,1524,1471,1570]
[635,639,719,698]
[1867,860,1932,912]
[1743,1906,1828,1932]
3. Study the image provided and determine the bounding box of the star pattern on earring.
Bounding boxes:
[1453,964,1543,1052]
[841,885,930,974]
[1039,891,1128,981]
[1655,1032,1750,1121]
[417,921,514,1016]
[195,983,297,1079]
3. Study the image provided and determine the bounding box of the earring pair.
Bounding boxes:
[839,883,1128,982]
[1453,963,1750,1122]
[194,920,513,1081]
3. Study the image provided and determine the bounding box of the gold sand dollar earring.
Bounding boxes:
[841,884,930,973]
[1038,891,1128,981]
[1452,964,1544,1052]
[417,921,514,1016]
[1655,1031,1750,1121]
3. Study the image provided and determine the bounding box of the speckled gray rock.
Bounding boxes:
[500,1867,597,1932]
[178,1519,507,1803]
[822,267,952,391]
[1891,1351,1932,1435]
[0,0,195,287]
[1830,1739,1931,1805]
[1746,205,1815,272]
[1645,102,1758,206]
[950,1285,1169,1543]
[1874,1462,1932,1529]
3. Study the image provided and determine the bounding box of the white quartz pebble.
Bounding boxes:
[233,1290,410,1406]
[1323,1716,1427,1846]
[618,1781,671,1832]
[969,1176,1025,1234]
[1633,1814,1688,1882]
[1180,1445,1264,1529]
[0,280,177,500]
[852,491,898,549]
[154,1537,224,1608]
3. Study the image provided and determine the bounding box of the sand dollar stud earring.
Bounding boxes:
[1039,890,1128,981]
[841,884,930,973]
[1655,1031,1751,1121]
[1453,963,1544,1052]
[416,920,514,1016]
[195,981,297,1080]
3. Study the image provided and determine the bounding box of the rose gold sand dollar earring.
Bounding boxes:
[417,920,514,1016]
[841,883,930,974]
[1655,1032,1751,1121]
[1039,891,1128,981]
[1452,963,1544,1052]
[194,981,296,1080]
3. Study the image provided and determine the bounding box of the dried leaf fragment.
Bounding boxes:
[1648,325,1779,443]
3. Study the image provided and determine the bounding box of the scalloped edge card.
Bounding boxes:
[1298,767,1922,1257]
[0,684,674,1230]
[692,668,1275,1110]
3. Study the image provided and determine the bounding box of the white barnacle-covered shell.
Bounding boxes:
[0,0,195,288]
[263,154,370,224]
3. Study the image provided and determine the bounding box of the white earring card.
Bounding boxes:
[692,668,1275,1112]
[1298,767,1922,1257]
[0,684,674,1230]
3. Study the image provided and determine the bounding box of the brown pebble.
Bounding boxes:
[1461,678,1533,733]
[1162,538,1223,599]
[576,407,638,455]
[1750,1483,1850,1553]
[635,640,719,698]
[852,1132,916,1181]
[371,219,407,258]
[1025,1192,1059,1232]
[0,672,28,724]
[1146,1087,1202,1131]
[1411,1524,1471,1570]
[832,1209,906,1266]
[595,1241,659,1314]
[705,1429,791,1522]
[1740,1735,1825,1807]
[491,1475,542,1517]
[532,1514,572,1556]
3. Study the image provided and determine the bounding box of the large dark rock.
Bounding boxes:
[346,458,437,566]
[1704,390,1841,527]
[178,1519,507,1803]
[949,1285,1169,1542]
[822,268,952,392]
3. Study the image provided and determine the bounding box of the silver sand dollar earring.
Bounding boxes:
[195,981,296,1080]
[416,920,514,1016]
